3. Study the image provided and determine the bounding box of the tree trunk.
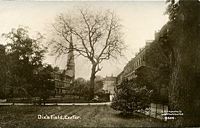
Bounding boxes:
[89,64,96,100]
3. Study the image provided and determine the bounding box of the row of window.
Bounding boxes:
[124,54,145,74]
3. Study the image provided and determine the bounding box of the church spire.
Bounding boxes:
[65,33,75,81]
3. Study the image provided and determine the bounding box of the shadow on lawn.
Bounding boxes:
[114,112,145,119]
[113,111,168,126]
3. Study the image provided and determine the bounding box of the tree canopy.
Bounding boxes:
[2,27,47,97]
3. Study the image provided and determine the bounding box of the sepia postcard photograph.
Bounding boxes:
[0,0,200,127]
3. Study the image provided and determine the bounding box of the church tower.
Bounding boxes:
[65,34,75,82]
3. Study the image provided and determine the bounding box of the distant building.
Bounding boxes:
[54,69,73,95]
[116,40,153,85]
[102,76,116,101]
[116,71,124,86]
[116,29,169,103]
[94,76,104,93]
[54,35,75,96]
[95,75,103,82]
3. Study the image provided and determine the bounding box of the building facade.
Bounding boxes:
[102,76,116,101]
[54,69,73,95]
[54,35,75,96]
[116,30,169,103]
[116,40,153,85]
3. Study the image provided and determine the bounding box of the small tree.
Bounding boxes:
[111,79,152,115]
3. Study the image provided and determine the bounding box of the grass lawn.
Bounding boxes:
[0,105,167,128]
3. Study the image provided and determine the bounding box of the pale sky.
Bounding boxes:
[0,1,168,80]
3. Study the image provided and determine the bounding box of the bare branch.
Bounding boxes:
[80,9,95,59]
[95,64,103,74]
[50,8,125,76]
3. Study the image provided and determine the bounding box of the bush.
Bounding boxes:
[111,79,152,115]
[95,90,110,102]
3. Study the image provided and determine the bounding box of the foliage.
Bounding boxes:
[31,64,55,100]
[69,77,104,100]
[165,0,180,22]
[95,90,110,102]
[164,0,200,126]
[0,45,8,98]
[111,79,152,115]
[70,78,90,99]
[94,80,103,93]
[142,26,172,103]
[2,27,46,98]
[135,67,157,89]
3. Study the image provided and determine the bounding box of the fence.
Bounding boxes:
[0,102,111,106]
[140,103,168,121]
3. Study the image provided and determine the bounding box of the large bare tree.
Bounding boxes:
[50,9,125,99]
